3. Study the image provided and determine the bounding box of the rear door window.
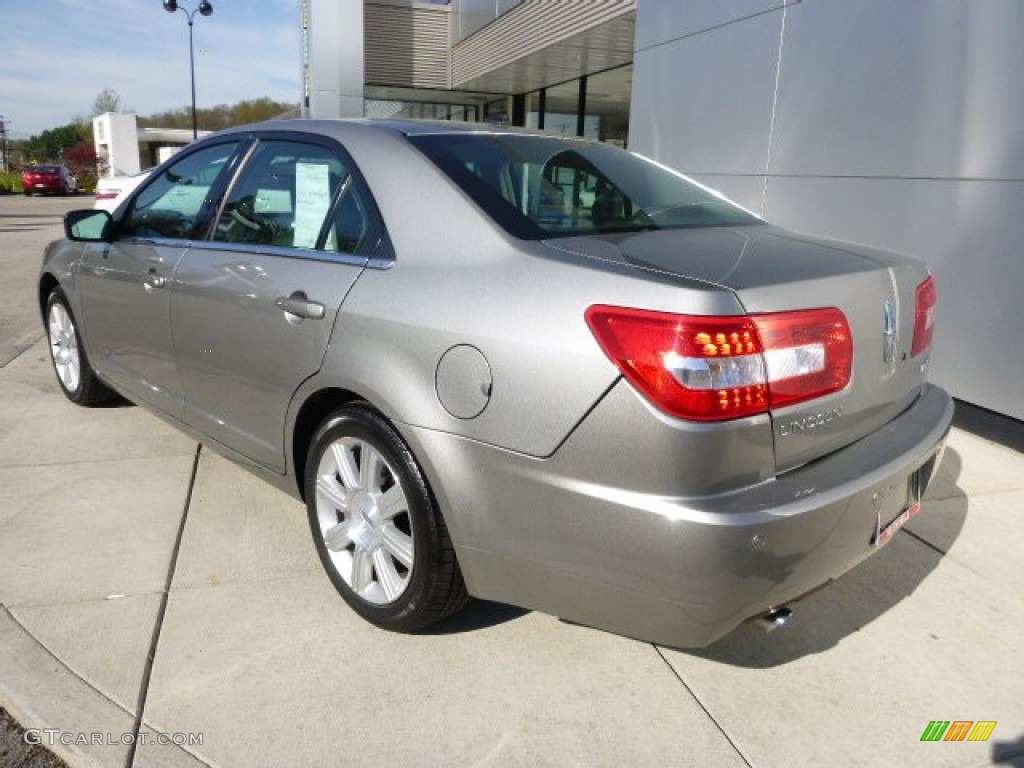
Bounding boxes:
[213,140,347,249]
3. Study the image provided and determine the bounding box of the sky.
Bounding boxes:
[0,0,302,139]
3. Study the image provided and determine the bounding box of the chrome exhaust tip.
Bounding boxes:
[752,606,792,632]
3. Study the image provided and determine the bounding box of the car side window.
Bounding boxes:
[121,142,238,240]
[213,140,346,249]
[323,179,374,255]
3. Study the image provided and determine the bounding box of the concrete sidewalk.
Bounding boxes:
[1,339,1022,768]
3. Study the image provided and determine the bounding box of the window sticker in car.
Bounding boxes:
[254,189,292,214]
[161,184,211,213]
[294,162,333,249]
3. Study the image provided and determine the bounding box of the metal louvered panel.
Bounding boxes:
[365,2,451,89]
[452,0,637,88]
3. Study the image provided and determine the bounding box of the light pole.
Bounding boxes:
[0,116,8,173]
[162,0,214,140]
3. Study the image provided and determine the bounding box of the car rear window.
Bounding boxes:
[407,133,761,240]
[29,166,60,174]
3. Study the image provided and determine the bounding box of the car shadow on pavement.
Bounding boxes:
[991,732,1024,766]
[92,393,136,408]
[417,599,530,635]
[682,447,968,668]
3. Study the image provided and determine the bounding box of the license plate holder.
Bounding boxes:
[874,468,924,547]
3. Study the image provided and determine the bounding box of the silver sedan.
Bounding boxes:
[39,120,952,647]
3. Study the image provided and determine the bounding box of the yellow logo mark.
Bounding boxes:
[967,721,997,742]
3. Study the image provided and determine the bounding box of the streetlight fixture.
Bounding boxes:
[162,0,214,140]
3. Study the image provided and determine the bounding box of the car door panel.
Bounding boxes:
[171,136,380,472]
[78,240,187,418]
[172,246,364,471]
[74,140,244,420]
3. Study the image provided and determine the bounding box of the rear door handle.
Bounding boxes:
[143,269,167,292]
[275,295,325,320]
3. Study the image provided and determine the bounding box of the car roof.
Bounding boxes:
[215,117,582,143]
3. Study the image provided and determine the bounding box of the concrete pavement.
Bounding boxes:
[3,342,1023,768]
[1,195,1022,767]
[0,194,78,366]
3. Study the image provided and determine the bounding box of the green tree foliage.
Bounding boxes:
[0,171,22,193]
[18,96,297,174]
[137,97,298,131]
[21,123,90,164]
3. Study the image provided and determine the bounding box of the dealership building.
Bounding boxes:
[304,1,1021,431]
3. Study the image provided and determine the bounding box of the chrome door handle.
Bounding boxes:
[275,295,325,320]
[143,270,167,292]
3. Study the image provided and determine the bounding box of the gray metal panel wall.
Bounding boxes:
[452,0,523,43]
[452,0,636,88]
[630,0,1024,421]
[307,0,364,118]
[366,1,451,89]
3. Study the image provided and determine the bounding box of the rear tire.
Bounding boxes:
[45,289,114,406]
[305,403,470,632]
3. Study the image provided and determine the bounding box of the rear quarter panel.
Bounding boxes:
[306,127,748,458]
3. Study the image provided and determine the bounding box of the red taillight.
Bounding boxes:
[752,309,853,410]
[911,275,936,357]
[585,305,853,421]
[94,189,120,200]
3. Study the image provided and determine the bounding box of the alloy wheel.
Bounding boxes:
[48,302,81,394]
[314,436,415,605]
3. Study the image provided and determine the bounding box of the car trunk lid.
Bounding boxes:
[546,225,933,473]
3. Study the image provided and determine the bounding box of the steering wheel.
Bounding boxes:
[227,196,281,243]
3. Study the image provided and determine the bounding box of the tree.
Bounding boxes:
[22,123,90,164]
[92,88,122,116]
[136,97,298,131]
[63,141,107,192]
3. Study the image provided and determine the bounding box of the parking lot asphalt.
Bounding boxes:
[1,194,1022,767]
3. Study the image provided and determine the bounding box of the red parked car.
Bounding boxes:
[21,165,78,196]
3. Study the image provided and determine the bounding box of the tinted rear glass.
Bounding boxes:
[29,166,60,174]
[408,133,760,240]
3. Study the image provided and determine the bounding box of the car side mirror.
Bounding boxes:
[65,209,113,242]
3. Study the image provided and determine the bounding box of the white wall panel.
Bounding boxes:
[630,7,780,188]
[630,0,1024,420]
[763,177,1024,420]
[769,0,1024,180]
[634,0,785,51]
[308,0,364,118]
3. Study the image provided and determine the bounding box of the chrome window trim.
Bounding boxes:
[115,230,392,270]
[184,239,372,268]
[205,139,262,240]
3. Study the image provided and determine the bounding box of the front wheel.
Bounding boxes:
[305,404,470,632]
[46,289,113,405]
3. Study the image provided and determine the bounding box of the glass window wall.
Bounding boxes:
[524,64,632,145]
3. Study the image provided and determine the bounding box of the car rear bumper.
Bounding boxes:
[404,383,953,647]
